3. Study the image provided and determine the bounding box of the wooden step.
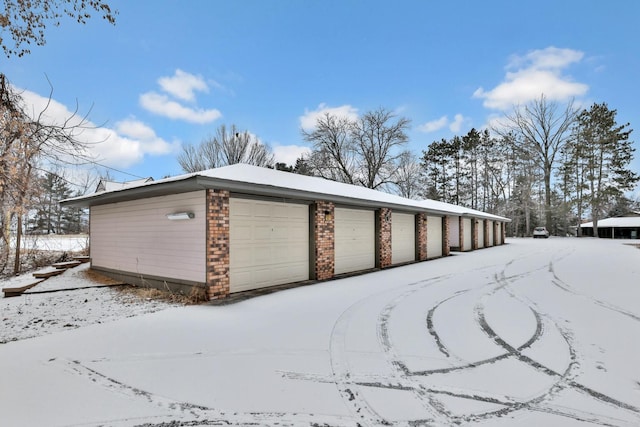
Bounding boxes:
[73,256,91,263]
[2,280,45,297]
[52,260,82,269]
[33,269,65,279]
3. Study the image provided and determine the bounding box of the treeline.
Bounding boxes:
[180,98,638,238]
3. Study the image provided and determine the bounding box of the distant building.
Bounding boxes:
[580,214,640,239]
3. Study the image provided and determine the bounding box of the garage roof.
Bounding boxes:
[62,163,510,222]
[580,216,640,228]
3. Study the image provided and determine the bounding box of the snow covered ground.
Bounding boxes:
[1,237,639,426]
[12,234,89,252]
[1,263,178,344]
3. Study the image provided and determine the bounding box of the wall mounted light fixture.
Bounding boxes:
[166,212,195,220]
[324,210,332,221]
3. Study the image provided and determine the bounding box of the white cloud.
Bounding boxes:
[506,46,584,71]
[115,118,179,156]
[418,114,467,134]
[273,144,311,166]
[140,69,223,124]
[299,103,359,131]
[18,88,178,169]
[158,69,209,102]
[418,115,448,133]
[139,91,221,124]
[474,46,589,110]
[449,114,465,133]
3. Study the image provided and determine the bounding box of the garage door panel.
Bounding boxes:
[477,222,485,248]
[392,212,415,264]
[232,224,252,241]
[427,216,443,259]
[463,218,472,251]
[253,202,273,217]
[335,208,375,275]
[230,198,310,293]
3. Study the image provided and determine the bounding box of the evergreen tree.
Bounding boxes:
[29,172,74,234]
[574,103,639,235]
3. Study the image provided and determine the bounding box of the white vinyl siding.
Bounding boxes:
[90,191,206,283]
[427,216,443,259]
[477,220,485,248]
[334,208,375,274]
[488,221,494,246]
[229,198,309,293]
[463,218,472,251]
[392,212,415,264]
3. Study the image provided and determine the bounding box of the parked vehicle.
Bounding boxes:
[533,227,550,238]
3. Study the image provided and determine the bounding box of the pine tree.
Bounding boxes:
[29,172,74,234]
[575,103,639,235]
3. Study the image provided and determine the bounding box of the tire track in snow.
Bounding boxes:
[425,289,471,359]
[327,274,455,426]
[58,359,359,427]
[472,254,640,424]
[376,284,454,424]
[404,249,584,424]
[548,260,640,323]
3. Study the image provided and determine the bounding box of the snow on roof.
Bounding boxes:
[66,164,510,222]
[95,177,154,193]
[580,216,640,228]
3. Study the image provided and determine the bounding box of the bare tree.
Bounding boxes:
[178,124,275,173]
[0,0,117,58]
[302,113,357,184]
[302,107,410,190]
[0,73,91,274]
[498,95,579,231]
[351,108,410,189]
[393,151,422,199]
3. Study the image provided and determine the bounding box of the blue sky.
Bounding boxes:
[4,0,640,189]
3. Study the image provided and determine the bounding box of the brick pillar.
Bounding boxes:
[206,189,230,300]
[494,222,499,246]
[502,222,506,244]
[377,208,392,268]
[442,215,450,256]
[472,219,479,250]
[314,201,335,280]
[484,220,490,248]
[416,213,427,261]
[459,216,465,251]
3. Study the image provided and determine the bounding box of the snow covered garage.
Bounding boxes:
[419,200,506,252]
[62,164,510,300]
[580,216,640,239]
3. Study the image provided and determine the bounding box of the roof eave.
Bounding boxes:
[61,173,510,222]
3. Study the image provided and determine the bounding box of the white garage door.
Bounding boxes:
[463,218,472,251]
[427,216,443,259]
[449,216,460,249]
[477,220,485,248]
[488,221,494,246]
[496,223,502,245]
[335,208,375,274]
[392,212,415,264]
[230,198,309,293]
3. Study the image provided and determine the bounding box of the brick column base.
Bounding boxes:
[377,208,392,268]
[416,213,427,261]
[206,189,230,300]
[314,201,335,280]
[442,216,450,256]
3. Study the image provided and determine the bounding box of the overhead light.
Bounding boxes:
[166,212,195,220]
